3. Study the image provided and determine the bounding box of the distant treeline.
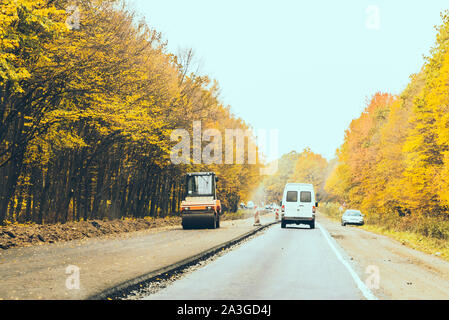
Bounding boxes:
[0,0,261,225]
[263,148,331,204]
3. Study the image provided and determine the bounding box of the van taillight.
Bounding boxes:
[281,205,285,212]
[312,206,316,213]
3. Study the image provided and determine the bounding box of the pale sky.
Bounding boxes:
[127,0,449,160]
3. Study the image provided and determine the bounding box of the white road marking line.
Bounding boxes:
[317,222,378,300]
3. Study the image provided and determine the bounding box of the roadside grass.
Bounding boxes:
[318,202,341,221]
[319,202,449,261]
[361,224,449,260]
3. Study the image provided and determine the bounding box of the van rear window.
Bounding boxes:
[286,191,298,202]
[300,191,311,203]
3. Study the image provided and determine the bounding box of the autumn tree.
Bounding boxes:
[0,0,263,224]
[325,10,449,223]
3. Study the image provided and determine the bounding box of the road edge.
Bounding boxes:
[317,222,378,300]
[87,220,279,300]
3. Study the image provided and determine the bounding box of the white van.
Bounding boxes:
[281,183,318,229]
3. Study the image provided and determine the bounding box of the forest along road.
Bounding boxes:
[0,214,273,300]
[145,212,449,300]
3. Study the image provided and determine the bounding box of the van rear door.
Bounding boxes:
[284,189,299,217]
[296,190,314,219]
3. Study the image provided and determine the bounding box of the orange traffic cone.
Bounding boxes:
[275,209,279,221]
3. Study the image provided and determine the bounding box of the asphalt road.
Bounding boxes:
[144,222,372,300]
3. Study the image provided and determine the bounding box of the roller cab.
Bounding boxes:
[181,172,221,229]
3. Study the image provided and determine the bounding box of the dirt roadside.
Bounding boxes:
[0,209,264,251]
[0,217,181,250]
[318,212,449,299]
[0,213,274,300]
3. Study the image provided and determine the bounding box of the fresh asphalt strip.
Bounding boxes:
[87,221,280,300]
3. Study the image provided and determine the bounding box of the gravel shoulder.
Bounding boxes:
[318,212,449,299]
[0,214,274,300]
